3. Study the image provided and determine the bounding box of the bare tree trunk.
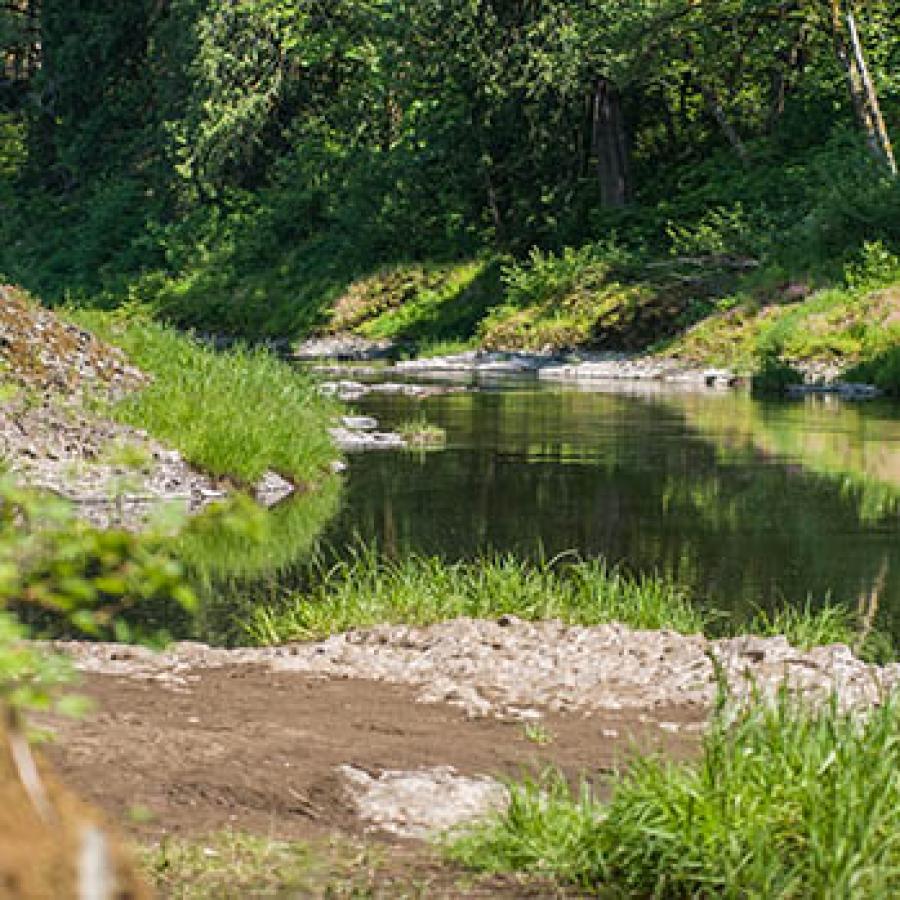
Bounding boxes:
[831,0,895,175]
[846,11,897,176]
[700,82,750,164]
[592,77,630,208]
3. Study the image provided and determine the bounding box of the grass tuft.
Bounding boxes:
[71,309,340,486]
[747,599,857,650]
[449,692,900,896]
[246,550,895,660]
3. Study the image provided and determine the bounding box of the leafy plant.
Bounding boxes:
[0,478,196,823]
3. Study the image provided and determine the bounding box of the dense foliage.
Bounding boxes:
[0,477,195,732]
[0,1,897,342]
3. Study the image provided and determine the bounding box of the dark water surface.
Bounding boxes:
[324,380,900,630]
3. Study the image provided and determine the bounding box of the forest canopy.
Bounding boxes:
[1,1,897,337]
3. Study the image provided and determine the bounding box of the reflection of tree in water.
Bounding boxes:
[326,388,900,635]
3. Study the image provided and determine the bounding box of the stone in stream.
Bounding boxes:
[340,415,379,431]
[329,427,406,452]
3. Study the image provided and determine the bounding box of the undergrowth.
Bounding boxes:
[448,692,900,897]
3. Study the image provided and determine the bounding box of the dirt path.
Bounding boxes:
[35,663,701,896]
[42,666,703,844]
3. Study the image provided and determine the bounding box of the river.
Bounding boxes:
[324,379,900,635]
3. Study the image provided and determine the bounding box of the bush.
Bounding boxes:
[751,349,805,394]
[846,346,900,396]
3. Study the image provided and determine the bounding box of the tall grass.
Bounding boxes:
[246,550,895,659]
[245,549,705,643]
[72,309,340,485]
[449,692,900,897]
[746,599,858,650]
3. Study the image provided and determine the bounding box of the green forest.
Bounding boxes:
[1,0,898,361]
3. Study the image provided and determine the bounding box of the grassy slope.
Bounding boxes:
[299,245,900,375]
[65,307,344,607]
[72,308,340,486]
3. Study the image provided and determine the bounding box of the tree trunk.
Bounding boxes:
[592,77,630,208]
[700,81,749,164]
[846,11,897,176]
[831,1,895,175]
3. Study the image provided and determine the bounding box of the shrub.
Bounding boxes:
[751,348,804,394]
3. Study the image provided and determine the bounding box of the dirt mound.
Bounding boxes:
[0,718,150,899]
[0,285,145,397]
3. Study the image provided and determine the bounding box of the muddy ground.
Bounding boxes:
[43,666,702,841]
[35,620,900,896]
[38,655,702,897]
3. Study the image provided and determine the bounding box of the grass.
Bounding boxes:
[448,691,900,897]
[138,829,507,898]
[140,831,317,899]
[669,280,900,371]
[245,550,895,659]
[747,599,859,650]
[71,308,340,486]
[326,258,506,350]
[244,549,706,643]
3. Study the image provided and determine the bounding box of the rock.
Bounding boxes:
[254,470,295,507]
[318,380,467,401]
[786,381,881,399]
[59,619,900,720]
[292,335,397,362]
[0,284,146,398]
[340,415,379,431]
[0,288,228,529]
[339,764,507,839]
[703,368,737,388]
[394,350,556,376]
[329,427,407,452]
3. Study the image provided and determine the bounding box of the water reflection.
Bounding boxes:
[326,383,900,633]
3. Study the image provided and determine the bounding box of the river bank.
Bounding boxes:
[301,340,891,401]
[0,288,341,535]
[35,621,900,896]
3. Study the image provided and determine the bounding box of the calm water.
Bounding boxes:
[325,380,900,632]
